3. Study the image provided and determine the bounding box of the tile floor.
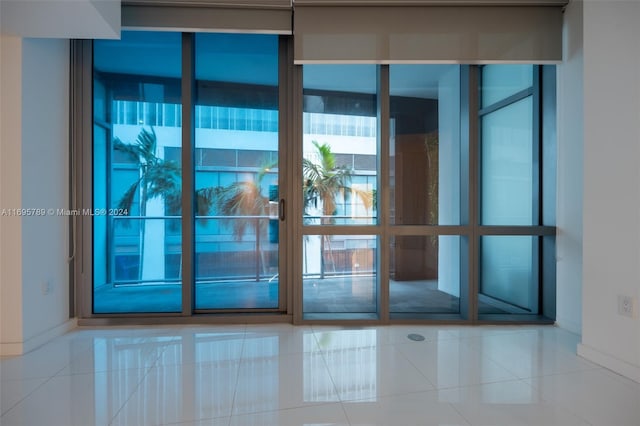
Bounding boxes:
[1,324,639,425]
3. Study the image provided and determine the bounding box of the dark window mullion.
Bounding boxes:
[478,87,534,117]
[467,65,479,322]
[533,65,542,316]
[533,65,542,226]
[181,33,196,316]
[378,64,390,323]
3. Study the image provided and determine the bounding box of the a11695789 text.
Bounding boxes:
[1,208,129,217]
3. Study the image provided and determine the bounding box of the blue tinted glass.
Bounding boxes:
[481,97,533,225]
[93,32,182,313]
[481,65,533,108]
[480,236,538,314]
[94,31,181,78]
[194,33,279,310]
[195,33,278,86]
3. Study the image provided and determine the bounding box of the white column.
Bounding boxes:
[577,0,640,383]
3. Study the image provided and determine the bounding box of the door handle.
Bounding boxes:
[279,199,285,221]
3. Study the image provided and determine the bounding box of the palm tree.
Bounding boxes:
[302,141,374,277]
[303,141,373,223]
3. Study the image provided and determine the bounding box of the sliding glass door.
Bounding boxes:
[93,32,183,313]
[301,65,379,318]
[193,33,281,310]
[92,32,285,314]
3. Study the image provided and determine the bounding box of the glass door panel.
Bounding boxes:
[302,65,378,317]
[303,235,378,314]
[93,32,183,313]
[194,33,280,310]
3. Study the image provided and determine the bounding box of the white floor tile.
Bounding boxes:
[0,369,146,426]
[323,344,435,401]
[110,362,239,426]
[342,391,471,426]
[462,332,598,379]
[438,380,591,425]
[0,339,89,381]
[233,352,339,415]
[243,324,319,357]
[0,377,48,415]
[2,325,639,426]
[526,368,640,426]
[165,417,230,426]
[396,339,519,389]
[229,403,349,426]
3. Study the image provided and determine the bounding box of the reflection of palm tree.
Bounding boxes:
[198,163,277,279]
[115,127,213,281]
[116,127,213,217]
[115,128,181,215]
[200,164,275,238]
[302,141,373,277]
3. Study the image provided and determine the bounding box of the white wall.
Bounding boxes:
[0,35,25,355]
[577,0,640,382]
[0,37,74,355]
[20,39,72,345]
[556,0,584,334]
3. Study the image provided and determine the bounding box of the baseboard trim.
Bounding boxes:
[0,341,24,357]
[0,318,77,356]
[578,343,640,384]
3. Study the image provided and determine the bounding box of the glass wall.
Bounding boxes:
[388,65,465,317]
[478,65,544,318]
[194,33,280,310]
[480,236,537,314]
[93,32,183,313]
[481,97,534,225]
[89,35,555,322]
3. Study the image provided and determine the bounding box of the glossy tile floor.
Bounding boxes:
[2,324,640,425]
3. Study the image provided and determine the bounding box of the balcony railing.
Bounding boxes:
[107,215,376,286]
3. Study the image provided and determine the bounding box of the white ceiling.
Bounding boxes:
[0,0,120,39]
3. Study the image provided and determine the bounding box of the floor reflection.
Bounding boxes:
[2,325,638,426]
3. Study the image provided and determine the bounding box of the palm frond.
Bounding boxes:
[209,181,268,239]
[348,187,374,211]
[113,137,143,163]
[303,142,356,218]
[135,127,158,165]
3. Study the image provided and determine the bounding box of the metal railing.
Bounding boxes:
[106,214,376,286]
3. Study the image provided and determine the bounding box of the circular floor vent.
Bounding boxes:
[407,333,425,341]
